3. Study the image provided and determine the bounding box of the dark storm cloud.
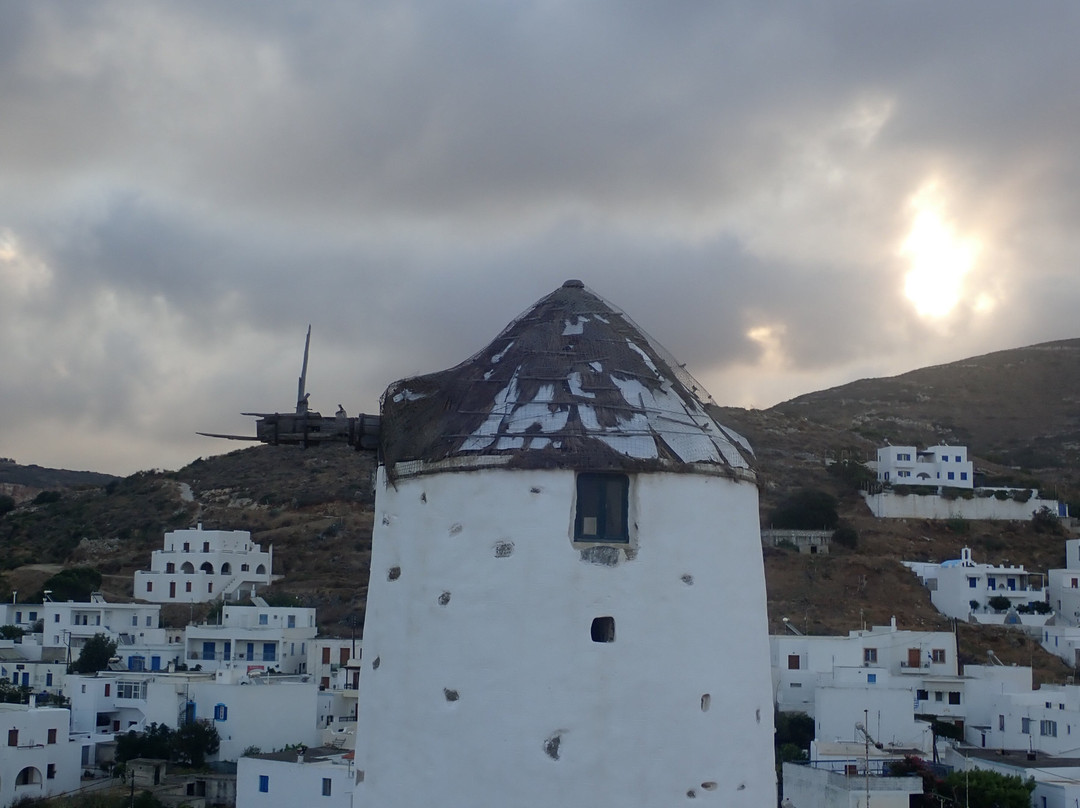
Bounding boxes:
[2,1,1080,473]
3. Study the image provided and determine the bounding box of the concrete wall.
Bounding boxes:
[355,465,777,807]
[864,491,1060,520]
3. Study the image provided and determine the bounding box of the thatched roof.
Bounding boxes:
[380,280,754,480]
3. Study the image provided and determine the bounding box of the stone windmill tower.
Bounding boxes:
[354,280,776,806]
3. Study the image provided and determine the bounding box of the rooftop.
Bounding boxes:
[380,280,754,479]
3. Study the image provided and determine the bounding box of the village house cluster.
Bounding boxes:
[3,285,1079,807]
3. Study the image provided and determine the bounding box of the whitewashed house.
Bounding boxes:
[236,746,355,808]
[874,444,974,488]
[308,638,361,739]
[134,525,274,604]
[0,603,44,634]
[905,547,1047,623]
[782,760,923,808]
[354,280,777,806]
[1041,539,1080,666]
[0,698,81,806]
[69,668,320,763]
[183,601,316,675]
[38,594,176,675]
[772,620,958,716]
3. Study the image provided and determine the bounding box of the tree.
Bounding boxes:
[0,625,24,640]
[174,720,220,768]
[36,567,103,602]
[0,494,15,516]
[70,633,117,674]
[116,722,175,763]
[770,490,839,530]
[940,768,1034,808]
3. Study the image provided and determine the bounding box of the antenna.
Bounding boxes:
[296,325,312,414]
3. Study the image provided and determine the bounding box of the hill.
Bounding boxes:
[0,458,119,503]
[1,337,1079,683]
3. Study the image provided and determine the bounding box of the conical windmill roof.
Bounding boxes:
[380,280,755,480]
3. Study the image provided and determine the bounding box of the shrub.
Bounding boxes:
[946,518,970,534]
[32,490,61,505]
[1033,506,1062,535]
[769,490,839,531]
[831,523,858,550]
[0,495,15,516]
[988,595,1012,612]
[1012,489,1033,503]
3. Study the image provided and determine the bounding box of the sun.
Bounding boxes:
[899,188,979,319]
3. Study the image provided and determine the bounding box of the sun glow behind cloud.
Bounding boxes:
[899,186,980,319]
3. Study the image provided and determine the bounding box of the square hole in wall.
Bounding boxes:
[591,616,615,643]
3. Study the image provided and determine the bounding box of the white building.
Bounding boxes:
[69,669,320,763]
[782,760,923,808]
[905,547,1047,623]
[236,746,355,808]
[874,444,974,489]
[0,699,81,806]
[184,601,316,675]
[354,280,777,806]
[134,525,274,604]
[40,594,173,672]
[772,621,958,717]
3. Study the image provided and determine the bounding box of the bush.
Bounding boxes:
[946,518,970,534]
[831,523,858,550]
[1033,506,1062,535]
[32,490,61,505]
[0,495,15,516]
[988,595,1012,612]
[770,490,839,531]
[1012,488,1033,503]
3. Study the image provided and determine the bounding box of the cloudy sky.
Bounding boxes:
[2,2,1078,476]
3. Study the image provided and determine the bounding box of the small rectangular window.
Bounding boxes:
[1022,717,1031,734]
[916,689,928,701]
[999,715,1005,731]
[863,648,877,664]
[931,649,946,664]
[8,728,17,746]
[322,778,332,796]
[949,691,961,705]
[259,775,269,793]
[867,673,877,683]
[787,654,800,671]
[574,473,629,543]
[935,691,943,702]
[47,763,56,779]
[48,728,57,744]
[214,704,228,721]
[947,472,955,480]
[1041,720,1058,737]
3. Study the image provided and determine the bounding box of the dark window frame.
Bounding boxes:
[574,473,630,543]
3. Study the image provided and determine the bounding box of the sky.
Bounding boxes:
[2,2,1079,476]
